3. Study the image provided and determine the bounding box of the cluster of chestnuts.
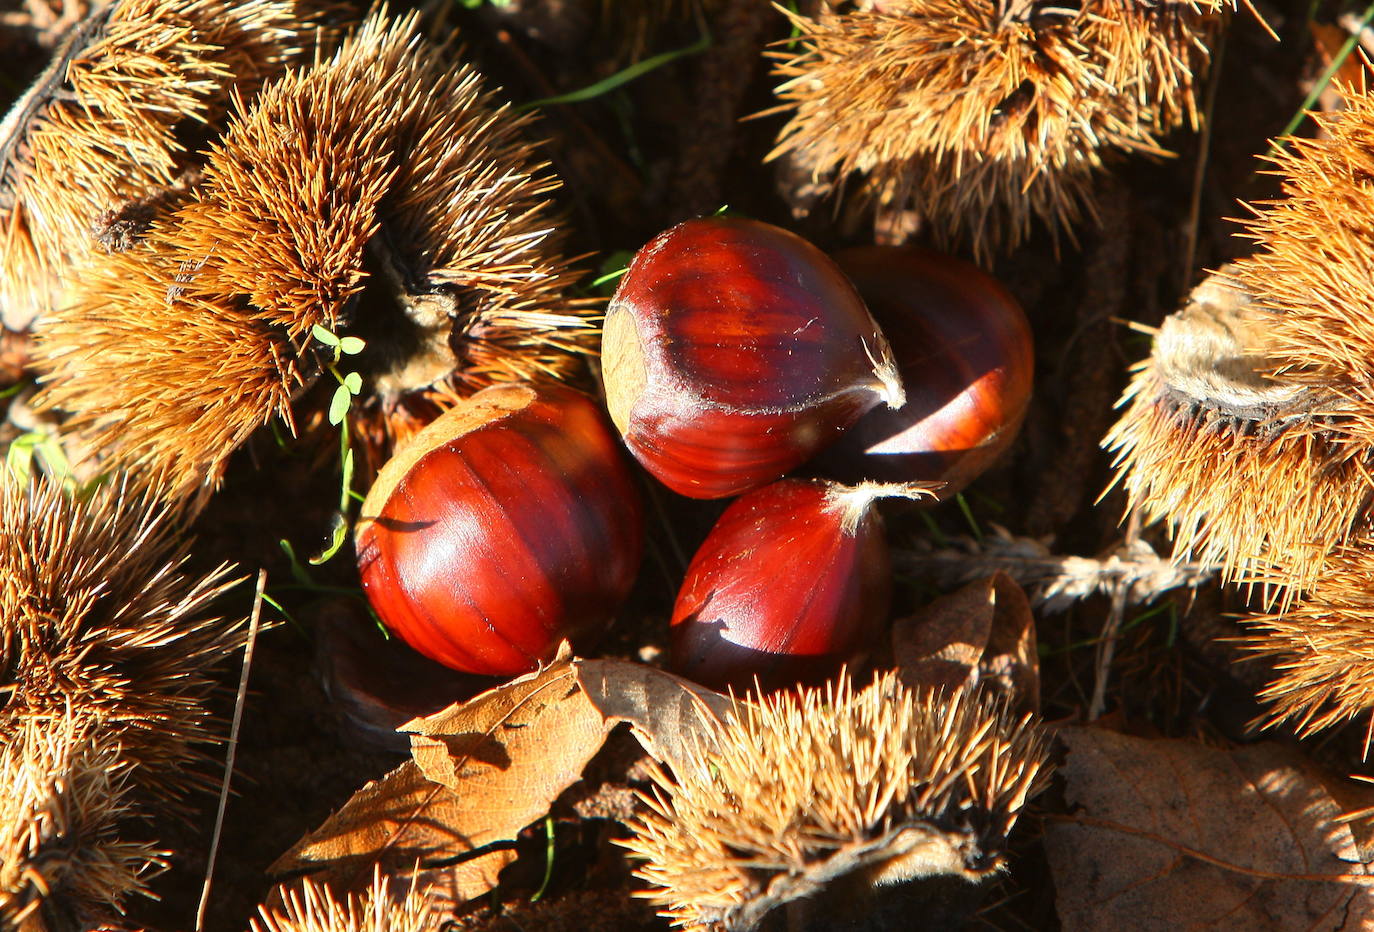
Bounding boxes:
[355,216,1032,694]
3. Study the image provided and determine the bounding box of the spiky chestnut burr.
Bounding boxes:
[0,472,243,924]
[1240,545,1374,747]
[768,1,1224,258]
[1102,269,1372,600]
[0,473,242,792]
[252,872,438,932]
[356,383,644,677]
[1227,87,1374,451]
[670,478,935,694]
[621,672,1051,931]
[603,216,904,499]
[0,0,333,331]
[34,10,595,503]
[0,714,161,929]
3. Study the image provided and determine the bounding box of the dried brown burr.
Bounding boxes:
[1205,85,1374,742]
[32,10,595,503]
[251,872,439,932]
[0,714,160,929]
[768,0,1226,258]
[1242,544,1374,749]
[621,672,1050,931]
[0,473,242,926]
[1102,269,1371,601]
[0,0,334,331]
[1228,87,1374,452]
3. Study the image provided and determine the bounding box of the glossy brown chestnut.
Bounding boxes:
[602,217,904,499]
[355,382,644,676]
[669,478,931,693]
[818,245,1033,499]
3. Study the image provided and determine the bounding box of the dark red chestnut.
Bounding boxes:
[669,478,933,693]
[819,245,1033,498]
[602,217,904,499]
[355,382,644,676]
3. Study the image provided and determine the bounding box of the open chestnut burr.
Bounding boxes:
[601,216,905,499]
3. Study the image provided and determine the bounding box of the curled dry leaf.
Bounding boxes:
[891,572,1039,712]
[402,659,612,793]
[271,657,607,901]
[267,760,515,906]
[272,654,732,906]
[573,657,733,779]
[1044,727,1374,931]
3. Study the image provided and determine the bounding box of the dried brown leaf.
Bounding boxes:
[272,660,614,900]
[403,660,614,798]
[273,657,737,908]
[891,572,1039,711]
[268,761,513,900]
[573,658,732,777]
[1044,727,1374,931]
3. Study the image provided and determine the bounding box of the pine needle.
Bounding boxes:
[197,568,267,932]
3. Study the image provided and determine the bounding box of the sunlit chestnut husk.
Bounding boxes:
[1239,543,1374,751]
[252,871,437,932]
[621,672,1051,931]
[767,0,1226,258]
[0,472,243,925]
[355,382,644,677]
[0,0,334,331]
[817,245,1033,498]
[1213,86,1374,738]
[1102,268,1373,602]
[670,478,933,693]
[602,216,904,499]
[32,10,595,505]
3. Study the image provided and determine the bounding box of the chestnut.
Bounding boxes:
[602,217,904,499]
[818,245,1033,498]
[355,382,644,676]
[669,478,932,693]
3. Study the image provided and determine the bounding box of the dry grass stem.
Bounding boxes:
[895,526,1217,612]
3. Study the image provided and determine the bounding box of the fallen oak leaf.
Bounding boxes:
[981,573,1038,709]
[271,655,740,910]
[892,580,988,688]
[1044,727,1374,930]
[404,659,611,793]
[893,530,1216,612]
